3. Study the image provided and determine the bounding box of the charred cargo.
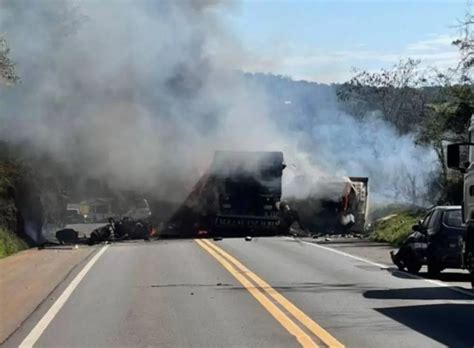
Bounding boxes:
[289,176,369,234]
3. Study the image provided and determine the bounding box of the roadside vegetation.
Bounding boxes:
[0,160,28,258]
[338,5,473,206]
[370,211,425,246]
[1,37,37,256]
[345,6,472,244]
[0,226,28,258]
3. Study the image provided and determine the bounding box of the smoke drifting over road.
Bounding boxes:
[0,0,436,204]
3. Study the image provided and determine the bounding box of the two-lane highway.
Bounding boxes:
[5,237,474,347]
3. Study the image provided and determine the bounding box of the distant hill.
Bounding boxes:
[240,72,437,206]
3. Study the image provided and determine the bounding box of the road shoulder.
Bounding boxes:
[305,237,396,266]
[0,245,95,343]
[301,237,473,291]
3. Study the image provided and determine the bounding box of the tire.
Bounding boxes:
[406,261,422,274]
[403,248,421,274]
[427,259,442,277]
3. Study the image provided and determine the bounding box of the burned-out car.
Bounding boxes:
[88,217,152,244]
[391,206,466,276]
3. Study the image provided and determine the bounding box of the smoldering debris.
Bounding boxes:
[49,217,153,247]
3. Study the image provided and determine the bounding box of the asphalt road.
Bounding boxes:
[5,237,474,348]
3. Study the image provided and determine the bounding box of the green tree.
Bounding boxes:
[417,3,474,203]
[337,59,429,135]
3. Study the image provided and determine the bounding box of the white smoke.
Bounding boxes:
[0,0,437,206]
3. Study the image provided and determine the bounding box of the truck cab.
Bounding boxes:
[446,114,474,286]
[166,151,287,238]
[210,151,286,236]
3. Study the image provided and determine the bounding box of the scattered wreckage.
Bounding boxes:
[54,217,153,246]
[163,151,369,239]
[288,176,369,235]
[45,151,370,244]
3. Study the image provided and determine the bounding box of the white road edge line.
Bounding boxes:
[282,237,474,298]
[19,245,110,348]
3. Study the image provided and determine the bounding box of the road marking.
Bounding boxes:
[195,239,319,348]
[201,239,344,348]
[282,237,388,269]
[286,237,474,299]
[19,245,110,348]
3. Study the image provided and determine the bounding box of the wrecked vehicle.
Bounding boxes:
[53,217,152,245]
[79,198,115,223]
[289,176,369,235]
[88,217,152,244]
[124,198,152,221]
[390,206,465,275]
[447,115,474,286]
[166,151,288,238]
[64,209,85,224]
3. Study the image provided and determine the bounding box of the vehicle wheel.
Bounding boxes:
[406,261,422,274]
[403,249,421,274]
[427,259,442,277]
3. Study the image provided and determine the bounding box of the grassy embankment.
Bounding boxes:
[369,205,425,246]
[0,226,28,258]
[0,161,29,258]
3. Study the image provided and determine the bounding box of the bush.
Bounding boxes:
[0,226,28,258]
[0,161,20,233]
[370,211,424,246]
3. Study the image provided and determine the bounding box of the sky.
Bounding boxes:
[225,0,470,83]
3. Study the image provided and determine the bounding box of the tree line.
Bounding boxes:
[337,6,473,205]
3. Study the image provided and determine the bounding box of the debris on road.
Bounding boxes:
[43,218,154,248]
[55,228,80,244]
[88,217,152,245]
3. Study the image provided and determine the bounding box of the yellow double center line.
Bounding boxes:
[195,239,344,348]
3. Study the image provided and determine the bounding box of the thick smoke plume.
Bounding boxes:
[0,0,436,206]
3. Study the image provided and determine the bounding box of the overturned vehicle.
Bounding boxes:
[165,151,290,238]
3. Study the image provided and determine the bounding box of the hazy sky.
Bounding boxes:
[226,0,469,83]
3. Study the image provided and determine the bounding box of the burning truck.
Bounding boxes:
[163,150,369,238]
[288,177,369,234]
[165,151,288,238]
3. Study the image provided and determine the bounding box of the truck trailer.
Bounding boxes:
[288,176,369,234]
[165,151,287,238]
